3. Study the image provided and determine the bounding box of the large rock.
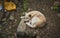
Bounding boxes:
[17,19,27,32]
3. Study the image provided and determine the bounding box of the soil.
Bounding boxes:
[0,0,60,38]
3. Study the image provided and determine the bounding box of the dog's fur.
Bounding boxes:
[20,11,46,28]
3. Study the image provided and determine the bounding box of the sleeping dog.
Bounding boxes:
[20,11,46,28]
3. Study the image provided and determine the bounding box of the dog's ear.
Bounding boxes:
[20,16,25,19]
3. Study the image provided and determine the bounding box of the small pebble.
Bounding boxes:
[57,14,60,17]
[28,8,31,11]
[2,22,7,25]
[9,15,14,20]
[0,5,2,11]
[51,7,53,10]
[0,25,1,28]
[15,19,17,22]
[42,8,45,11]
[2,18,6,21]
[0,29,1,31]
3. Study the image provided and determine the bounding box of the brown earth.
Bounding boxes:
[0,0,60,38]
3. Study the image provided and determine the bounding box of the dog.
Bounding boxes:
[20,11,46,28]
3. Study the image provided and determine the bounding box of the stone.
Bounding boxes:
[17,19,26,32]
[9,13,14,20]
[2,18,6,21]
[57,14,60,17]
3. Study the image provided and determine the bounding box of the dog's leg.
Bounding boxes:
[26,21,36,28]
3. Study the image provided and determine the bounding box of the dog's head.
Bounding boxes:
[20,11,41,22]
[20,13,31,22]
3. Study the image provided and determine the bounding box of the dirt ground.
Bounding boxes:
[0,0,60,38]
